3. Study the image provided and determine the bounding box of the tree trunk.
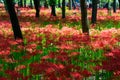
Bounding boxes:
[33,0,40,18]
[107,0,112,15]
[51,5,56,16]
[5,0,23,39]
[62,0,65,18]
[91,0,97,24]
[30,0,33,8]
[58,0,61,8]
[113,0,116,13]
[80,0,89,35]
[72,0,76,9]
[69,0,72,10]
[20,0,23,7]
[24,0,26,7]
[118,0,120,9]
[3,0,7,11]
[44,0,48,8]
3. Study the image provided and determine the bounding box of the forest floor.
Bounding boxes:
[0,7,120,80]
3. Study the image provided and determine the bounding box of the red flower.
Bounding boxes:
[81,70,92,77]
[94,65,102,71]
[5,70,23,79]
[71,72,83,79]
[0,77,7,80]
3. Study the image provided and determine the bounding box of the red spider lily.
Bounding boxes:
[0,49,10,55]
[41,52,56,60]
[0,77,7,80]
[41,55,51,60]
[25,43,37,53]
[58,43,75,50]
[114,71,120,76]
[0,37,11,55]
[21,76,30,80]
[80,70,92,77]
[56,51,69,62]
[68,15,80,22]
[94,65,102,71]
[5,70,23,79]
[72,34,90,44]
[102,48,120,76]
[8,40,18,45]
[15,65,26,71]
[60,27,80,36]
[30,62,83,79]
[0,21,11,28]
[69,52,80,57]
[90,33,118,50]
[70,72,83,79]
[20,22,31,28]
[102,59,120,72]
[30,62,49,74]
[90,24,96,29]
[15,39,23,43]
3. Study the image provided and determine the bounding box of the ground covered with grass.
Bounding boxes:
[0,7,120,80]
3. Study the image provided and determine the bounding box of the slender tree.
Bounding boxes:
[91,0,98,24]
[80,0,89,34]
[107,0,112,15]
[118,0,120,9]
[113,0,116,13]
[62,0,65,18]
[69,0,72,10]
[72,0,76,9]
[49,0,56,16]
[24,0,26,7]
[3,0,7,11]
[30,0,33,8]
[0,0,2,3]
[44,0,48,8]
[19,0,23,7]
[58,0,61,7]
[5,0,23,39]
[33,0,40,17]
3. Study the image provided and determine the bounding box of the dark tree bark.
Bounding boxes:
[44,0,48,8]
[62,0,65,18]
[3,0,7,11]
[69,0,72,10]
[107,0,110,9]
[5,0,23,39]
[0,0,2,3]
[33,0,40,18]
[19,0,23,7]
[49,0,56,16]
[107,0,112,15]
[30,0,33,8]
[24,0,26,7]
[91,0,98,24]
[58,0,61,8]
[72,0,76,9]
[118,0,120,9]
[80,0,89,35]
[51,5,56,16]
[113,0,116,13]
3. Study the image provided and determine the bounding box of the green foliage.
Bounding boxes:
[49,0,56,5]
[23,38,27,45]
[94,70,113,80]
[71,48,104,71]
[96,20,120,30]
[10,50,26,61]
